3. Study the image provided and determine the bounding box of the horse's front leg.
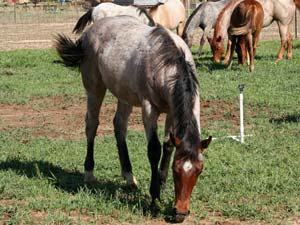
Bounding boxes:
[113,101,137,188]
[223,38,232,65]
[159,114,174,186]
[226,36,236,69]
[84,90,106,182]
[142,100,161,203]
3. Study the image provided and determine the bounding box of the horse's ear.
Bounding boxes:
[200,136,212,151]
[170,133,182,147]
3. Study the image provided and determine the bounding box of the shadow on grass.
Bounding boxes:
[0,158,174,220]
[269,114,300,124]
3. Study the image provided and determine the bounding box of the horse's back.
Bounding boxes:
[81,16,193,108]
[92,3,139,20]
[81,16,156,106]
[151,0,185,29]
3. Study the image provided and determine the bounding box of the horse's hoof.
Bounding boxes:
[275,58,282,63]
[84,171,97,183]
[122,172,138,188]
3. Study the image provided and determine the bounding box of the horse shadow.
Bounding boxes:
[269,114,300,124]
[0,158,174,220]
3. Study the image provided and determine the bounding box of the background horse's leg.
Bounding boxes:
[246,32,254,72]
[159,114,174,187]
[287,28,293,60]
[198,26,211,55]
[223,39,232,65]
[113,101,137,188]
[142,100,161,203]
[226,36,236,69]
[276,22,289,62]
[177,21,185,37]
[84,89,106,182]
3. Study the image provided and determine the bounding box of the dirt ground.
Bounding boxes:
[0,96,243,140]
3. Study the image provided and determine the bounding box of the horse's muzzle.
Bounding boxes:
[173,208,190,223]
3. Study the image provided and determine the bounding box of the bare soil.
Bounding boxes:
[0,96,245,140]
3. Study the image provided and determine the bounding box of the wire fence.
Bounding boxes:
[0,1,299,51]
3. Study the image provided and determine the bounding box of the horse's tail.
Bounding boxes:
[229,21,251,36]
[73,8,93,34]
[294,0,300,10]
[54,34,84,67]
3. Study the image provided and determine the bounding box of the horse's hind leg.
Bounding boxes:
[198,26,211,55]
[276,23,289,62]
[84,89,106,182]
[246,33,254,72]
[113,101,137,188]
[142,100,161,202]
[159,114,174,186]
[287,29,292,60]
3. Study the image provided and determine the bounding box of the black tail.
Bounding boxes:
[73,8,93,34]
[54,34,83,67]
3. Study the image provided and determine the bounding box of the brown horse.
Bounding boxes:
[211,0,296,63]
[226,0,264,72]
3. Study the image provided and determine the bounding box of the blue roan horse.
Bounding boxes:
[55,16,211,223]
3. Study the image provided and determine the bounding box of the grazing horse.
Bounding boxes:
[182,0,230,55]
[226,0,264,72]
[211,0,295,63]
[73,0,186,37]
[55,16,212,223]
[73,3,155,34]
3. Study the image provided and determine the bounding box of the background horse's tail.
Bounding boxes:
[54,34,83,67]
[73,8,93,34]
[229,20,251,36]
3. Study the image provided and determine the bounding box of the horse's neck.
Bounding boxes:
[215,0,244,37]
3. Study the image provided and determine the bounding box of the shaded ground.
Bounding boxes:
[0,96,244,140]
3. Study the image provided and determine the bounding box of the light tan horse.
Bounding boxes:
[211,0,296,63]
[149,0,186,36]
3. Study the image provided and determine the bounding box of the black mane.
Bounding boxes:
[134,6,156,26]
[182,2,204,39]
[148,26,200,159]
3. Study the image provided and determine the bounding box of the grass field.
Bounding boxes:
[0,41,300,224]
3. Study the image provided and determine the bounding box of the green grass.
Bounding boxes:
[1,41,300,224]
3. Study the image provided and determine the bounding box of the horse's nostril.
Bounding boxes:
[175,214,186,223]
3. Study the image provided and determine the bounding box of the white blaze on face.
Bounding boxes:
[198,153,203,162]
[183,160,193,172]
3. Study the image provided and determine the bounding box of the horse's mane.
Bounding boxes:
[133,6,156,26]
[148,26,200,159]
[182,2,205,38]
[214,0,239,34]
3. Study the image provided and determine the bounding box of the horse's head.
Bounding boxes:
[171,135,212,222]
[210,35,224,62]
[182,33,193,48]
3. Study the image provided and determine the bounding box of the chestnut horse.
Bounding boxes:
[55,16,211,223]
[226,0,264,72]
[211,0,296,63]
